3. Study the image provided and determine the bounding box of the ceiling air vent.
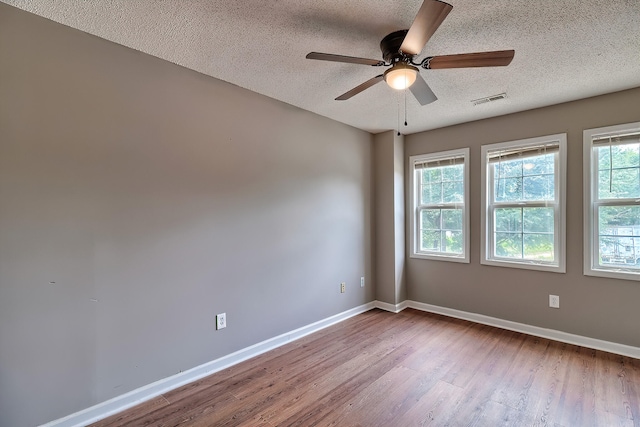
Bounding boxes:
[471,92,507,106]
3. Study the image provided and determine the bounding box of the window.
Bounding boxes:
[481,134,566,272]
[584,122,640,280]
[410,148,469,262]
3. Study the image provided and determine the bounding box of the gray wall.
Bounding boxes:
[2,3,639,426]
[405,86,640,348]
[0,5,374,426]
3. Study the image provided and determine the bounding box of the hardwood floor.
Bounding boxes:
[90,308,640,426]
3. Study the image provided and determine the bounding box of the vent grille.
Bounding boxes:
[471,92,507,106]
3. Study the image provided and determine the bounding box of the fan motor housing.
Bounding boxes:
[380,30,410,63]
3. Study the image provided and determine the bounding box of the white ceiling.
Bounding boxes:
[4,0,640,134]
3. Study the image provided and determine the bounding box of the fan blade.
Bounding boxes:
[306,52,385,66]
[410,74,438,106]
[424,50,515,69]
[336,75,384,100]
[400,0,453,55]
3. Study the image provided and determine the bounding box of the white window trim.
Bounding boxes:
[583,121,640,281]
[409,148,470,263]
[481,134,567,273]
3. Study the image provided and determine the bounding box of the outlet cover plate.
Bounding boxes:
[216,313,227,330]
[549,295,560,309]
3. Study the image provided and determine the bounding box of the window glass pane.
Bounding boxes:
[598,146,611,170]
[421,164,464,205]
[524,234,554,260]
[614,144,640,167]
[495,159,522,178]
[523,208,554,233]
[494,232,522,258]
[612,168,640,198]
[522,175,554,201]
[493,153,556,203]
[442,181,464,203]
[597,206,640,268]
[441,164,463,182]
[420,209,441,230]
[494,177,523,202]
[418,208,464,255]
[597,172,608,197]
[523,153,554,176]
[422,168,442,184]
[598,236,640,268]
[599,205,640,228]
[598,144,640,170]
[421,230,441,252]
[597,144,640,200]
[495,208,522,232]
[493,208,555,261]
[442,209,463,231]
[443,230,463,254]
[598,168,640,199]
[421,183,442,204]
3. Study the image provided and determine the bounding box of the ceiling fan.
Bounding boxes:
[306,0,515,105]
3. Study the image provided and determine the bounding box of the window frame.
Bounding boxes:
[409,147,470,263]
[481,134,567,272]
[583,121,640,281]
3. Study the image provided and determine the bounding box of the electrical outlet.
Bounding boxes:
[216,313,227,330]
[340,282,346,293]
[360,277,365,287]
[549,295,560,309]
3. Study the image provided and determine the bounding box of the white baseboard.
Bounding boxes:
[404,300,640,359]
[40,302,376,427]
[41,299,639,427]
[374,300,408,313]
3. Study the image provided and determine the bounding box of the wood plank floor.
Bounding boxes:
[90,308,640,427]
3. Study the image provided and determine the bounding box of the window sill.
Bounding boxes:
[411,253,469,263]
[584,267,640,282]
[481,258,565,273]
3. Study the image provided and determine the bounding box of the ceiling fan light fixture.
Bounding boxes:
[384,63,418,90]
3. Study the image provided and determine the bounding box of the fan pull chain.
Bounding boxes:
[404,87,408,127]
[397,92,401,136]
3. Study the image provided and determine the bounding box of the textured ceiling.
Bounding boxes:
[4,0,640,134]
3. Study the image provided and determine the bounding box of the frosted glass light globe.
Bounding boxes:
[384,63,418,90]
